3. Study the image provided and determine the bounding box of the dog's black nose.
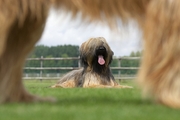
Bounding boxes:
[99,46,105,50]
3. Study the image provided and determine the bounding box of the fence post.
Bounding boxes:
[40,56,43,81]
[118,57,121,83]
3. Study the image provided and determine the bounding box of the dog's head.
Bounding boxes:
[80,37,114,71]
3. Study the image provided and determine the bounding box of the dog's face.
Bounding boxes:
[80,37,114,69]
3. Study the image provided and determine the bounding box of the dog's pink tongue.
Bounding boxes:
[98,55,105,65]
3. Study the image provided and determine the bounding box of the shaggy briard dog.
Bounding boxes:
[52,37,131,88]
[0,0,180,108]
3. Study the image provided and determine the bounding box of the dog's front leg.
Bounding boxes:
[0,3,55,103]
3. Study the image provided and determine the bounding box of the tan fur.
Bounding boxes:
[0,0,180,108]
[51,69,82,88]
[137,0,180,108]
[52,37,131,88]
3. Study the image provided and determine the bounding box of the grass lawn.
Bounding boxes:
[0,80,179,120]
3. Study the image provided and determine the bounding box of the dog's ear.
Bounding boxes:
[109,51,114,64]
[80,51,88,67]
[79,41,88,67]
[112,51,114,56]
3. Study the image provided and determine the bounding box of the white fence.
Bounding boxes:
[23,56,140,80]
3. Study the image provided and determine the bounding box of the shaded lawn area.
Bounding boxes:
[0,80,179,120]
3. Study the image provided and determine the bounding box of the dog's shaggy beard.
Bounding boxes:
[93,46,109,73]
[92,46,114,80]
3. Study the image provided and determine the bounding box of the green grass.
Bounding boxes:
[0,80,180,120]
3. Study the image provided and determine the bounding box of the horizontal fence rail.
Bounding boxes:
[24,67,80,70]
[23,56,141,80]
[26,57,80,60]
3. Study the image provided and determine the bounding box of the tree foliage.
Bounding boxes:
[120,51,141,75]
[110,51,142,75]
[25,45,79,73]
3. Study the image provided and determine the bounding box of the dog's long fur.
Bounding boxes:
[51,37,130,88]
[0,0,180,108]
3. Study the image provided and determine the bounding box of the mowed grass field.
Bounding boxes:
[0,80,180,120]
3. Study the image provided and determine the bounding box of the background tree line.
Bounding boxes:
[25,45,79,74]
[24,45,141,75]
[111,51,141,75]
